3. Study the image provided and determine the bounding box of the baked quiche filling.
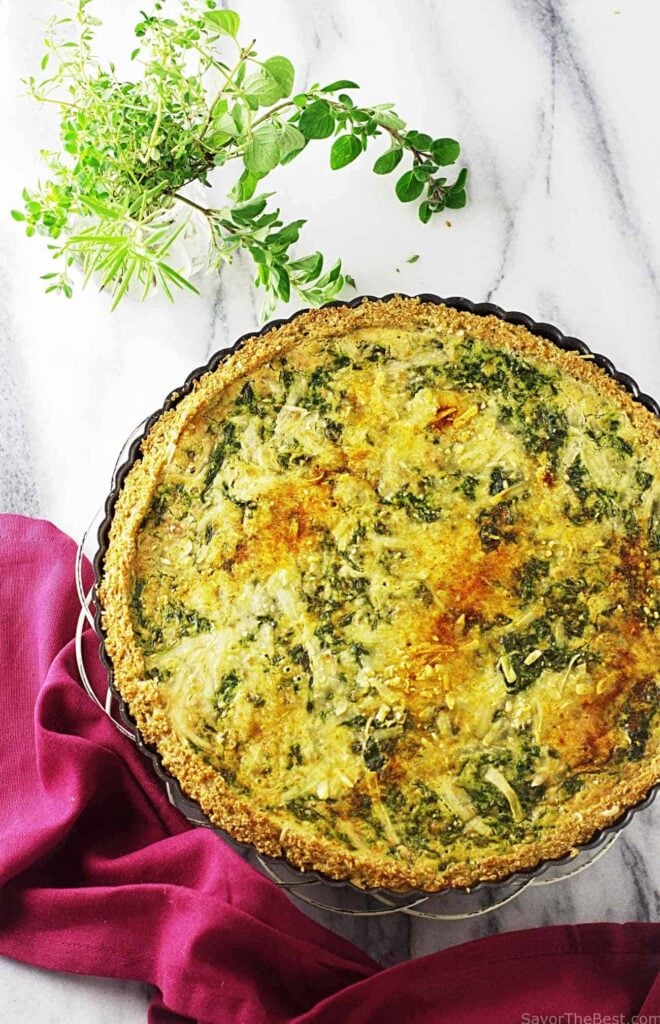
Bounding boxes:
[101,299,659,891]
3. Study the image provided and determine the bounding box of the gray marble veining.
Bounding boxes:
[0,0,658,1018]
[0,328,40,518]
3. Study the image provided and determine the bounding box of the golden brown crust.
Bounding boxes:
[99,297,659,892]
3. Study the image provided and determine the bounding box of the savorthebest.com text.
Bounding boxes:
[522,1014,660,1024]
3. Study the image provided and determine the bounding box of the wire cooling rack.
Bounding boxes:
[72,417,629,919]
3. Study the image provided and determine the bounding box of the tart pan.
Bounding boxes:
[92,293,659,900]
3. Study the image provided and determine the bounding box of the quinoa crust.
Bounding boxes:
[99,296,659,892]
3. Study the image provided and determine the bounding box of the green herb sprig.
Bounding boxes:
[13,0,468,316]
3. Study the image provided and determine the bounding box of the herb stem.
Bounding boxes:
[201,40,255,137]
[251,97,298,129]
[172,193,212,215]
[26,92,81,110]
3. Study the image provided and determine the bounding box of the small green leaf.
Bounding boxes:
[208,131,232,149]
[80,195,120,218]
[412,163,432,181]
[268,219,305,249]
[418,201,433,224]
[407,131,432,152]
[263,56,295,98]
[274,265,291,302]
[431,138,461,165]
[157,262,200,294]
[10,209,26,222]
[372,107,406,131]
[210,111,238,140]
[244,70,283,107]
[451,167,469,191]
[298,99,335,140]
[289,252,323,280]
[230,194,270,223]
[232,102,247,135]
[244,57,294,107]
[322,79,360,91]
[211,98,228,119]
[406,254,420,264]
[330,134,362,169]
[395,170,424,202]
[243,124,282,173]
[232,170,262,202]
[203,10,240,37]
[316,258,342,288]
[373,148,403,175]
[279,123,306,162]
[445,189,466,209]
[345,273,357,288]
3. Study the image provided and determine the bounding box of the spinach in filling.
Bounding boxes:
[125,323,658,877]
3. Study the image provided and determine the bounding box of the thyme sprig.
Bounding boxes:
[13,0,468,316]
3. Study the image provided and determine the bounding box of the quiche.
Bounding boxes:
[100,297,659,892]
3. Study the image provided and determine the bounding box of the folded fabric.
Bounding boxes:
[0,513,657,1024]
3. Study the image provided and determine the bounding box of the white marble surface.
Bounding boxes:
[1,0,659,1019]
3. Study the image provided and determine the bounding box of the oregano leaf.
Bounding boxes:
[262,56,295,98]
[330,134,362,169]
[395,170,424,202]
[431,138,460,165]
[244,124,282,173]
[322,79,360,91]
[412,163,432,181]
[203,10,240,37]
[373,148,403,174]
[407,131,432,152]
[209,130,232,149]
[210,111,238,139]
[372,107,406,131]
[445,189,467,209]
[452,167,469,190]
[230,194,271,223]
[232,102,247,135]
[278,123,306,162]
[244,69,284,107]
[298,99,335,139]
[231,169,262,202]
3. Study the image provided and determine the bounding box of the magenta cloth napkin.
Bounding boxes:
[0,513,657,1024]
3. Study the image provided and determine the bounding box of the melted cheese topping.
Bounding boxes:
[130,325,659,870]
